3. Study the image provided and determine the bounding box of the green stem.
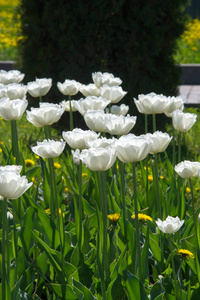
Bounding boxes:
[169,235,179,300]
[48,158,56,221]
[68,95,74,131]
[145,114,149,210]
[178,132,181,163]
[11,120,20,165]
[189,178,199,250]
[133,162,142,282]
[154,153,161,219]
[172,126,176,167]
[77,161,83,248]
[39,96,43,102]
[44,125,51,140]
[2,197,7,300]
[118,160,127,239]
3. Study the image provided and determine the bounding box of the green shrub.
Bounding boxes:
[17,0,190,132]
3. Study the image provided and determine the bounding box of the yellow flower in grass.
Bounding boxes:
[176,249,194,259]
[25,159,35,167]
[107,213,120,226]
[160,175,164,180]
[82,172,88,178]
[148,175,153,182]
[35,155,40,160]
[54,162,61,169]
[45,208,64,217]
[0,148,2,153]
[131,213,153,222]
[186,187,191,194]
[64,187,69,193]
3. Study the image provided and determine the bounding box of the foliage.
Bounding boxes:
[0,0,22,61]
[174,18,200,63]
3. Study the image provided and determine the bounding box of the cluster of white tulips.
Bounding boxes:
[0,69,199,299]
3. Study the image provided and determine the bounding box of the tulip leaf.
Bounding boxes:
[149,282,165,300]
[25,166,41,179]
[47,283,77,299]
[72,278,97,300]
[149,235,161,263]
[125,271,147,300]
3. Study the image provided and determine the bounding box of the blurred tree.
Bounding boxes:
[17,0,190,132]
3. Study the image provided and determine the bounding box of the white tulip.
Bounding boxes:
[0,70,24,85]
[5,83,27,100]
[164,96,184,117]
[71,149,81,165]
[31,139,66,158]
[27,78,52,97]
[80,83,100,97]
[62,128,99,149]
[74,96,110,116]
[0,165,22,173]
[105,104,129,116]
[0,84,6,98]
[0,170,32,199]
[92,72,122,88]
[60,100,78,112]
[0,98,28,120]
[116,135,153,163]
[86,137,117,148]
[142,131,172,154]
[175,160,200,178]
[26,102,65,127]
[84,110,108,132]
[134,92,170,114]
[57,79,81,96]
[100,84,127,104]
[172,109,197,132]
[156,216,184,234]
[79,147,117,171]
[105,114,137,136]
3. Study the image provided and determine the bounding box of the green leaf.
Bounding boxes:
[125,271,147,300]
[149,282,165,300]
[25,166,41,179]
[47,283,78,299]
[105,276,120,300]
[72,278,97,300]
[149,233,161,263]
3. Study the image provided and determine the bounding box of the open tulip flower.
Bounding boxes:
[62,128,100,149]
[0,165,22,173]
[0,169,33,199]
[5,83,27,100]
[156,216,184,234]
[134,92,170,114]
[74,96,111,116]
[92,71,122,88]
[116,135,153,163]
[175,160,200,178]
[0,97,28,120]
[79,147,117,171]
[105,104,129,116]
[26,102,65,127]
[100,84,127,104]
[172,109,197,132]
[27,78,52,97]
[31,139,66,158]
[0,70,24,85]
[60,100,78,112]
[164,96,184,117]
[142,131,173,154]
[80,83,100,97]
[105,114,137,136]
[86,136,117,148]
[0,84,6,98]
[84,110,108,132]
[57,79,81,96]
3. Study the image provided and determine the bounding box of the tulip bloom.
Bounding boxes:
[31,139,66,158]
[0,70,24,85]
[79,147,117,171]
[0,84,7,98]
[164,96,184,117]
[116,135,153,163]
[100,84,127,104]
[5,83,27,100]
[175,160,200,178]
[80,83,100,97]
[92,72,122,88]
[142,131,172,154]
[60,100,78,112]
[84,110,108,132]
[86,137,117,148]
[0,169,33,199]
[105,104,129,116]
[57,79,81,96]
[74,96,110,116]
[62,128,99,149]
[156,216,184,234]
[172,109,197,132]
[0,98,28,120]
[105,114,137,136]
[27,78,52,97]
[134,92,169,114]
[26,102,65,127]
[0,165,22,173]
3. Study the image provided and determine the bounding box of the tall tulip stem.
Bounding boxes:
[133,162,142,282]
[77,161,83,248]
[169,235,180,300]
[68,95,74,131]
[118,160,127,238]
[11,120,20,165]
[189,178,199,250]
[2,197,8,300]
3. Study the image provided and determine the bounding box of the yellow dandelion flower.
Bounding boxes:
[107,213,120,225]
[35,155,40,160]
[25,159,35,167]
[82,172,88,178]
[160,175,164,179]
[54,162,61,169]
[45,208,64,217]
[192,46,198,51]
[131,213,153,222]
[0,148,2,153]
[148,175,153,182]
[186,187,191,194]
[176,249,194,259]
[64,187,69,193]
[0,141,4,144]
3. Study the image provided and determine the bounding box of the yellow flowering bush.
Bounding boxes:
[0,0,22,60]
[174,19,200,63]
